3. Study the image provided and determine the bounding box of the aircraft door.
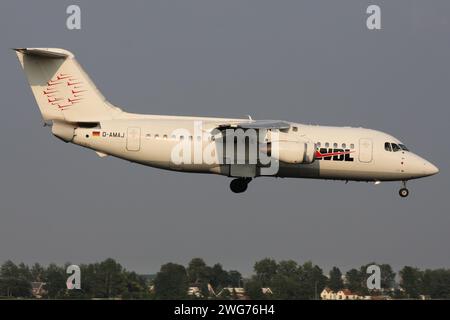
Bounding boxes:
[126,127,141,151]
[359,138,373,163]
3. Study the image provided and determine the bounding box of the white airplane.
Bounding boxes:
[14,48,439,197]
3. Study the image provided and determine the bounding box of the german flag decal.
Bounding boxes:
[92,131,101,137]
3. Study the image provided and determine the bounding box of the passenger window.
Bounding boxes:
[391,143,401,152]
[189,136,193,141]
[292,126,298,132]
[180,135,184,140]
[333,143,338,148]
[342,143,346,148]
[316,142,321,147]
[171,134,176,139]
[325,142,330,148]
[384,142,392,152]
[154,134,159,139]
[163,134,168,140]
[197,136,202,141]
[350,143,355,149]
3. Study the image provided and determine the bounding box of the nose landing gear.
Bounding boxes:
[399,181,409,198]
[230,178,252,193]
[399,188,409,198]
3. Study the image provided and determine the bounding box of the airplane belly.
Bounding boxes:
[277,159,393,181]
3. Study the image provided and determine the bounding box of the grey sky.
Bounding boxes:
[0,0,449,276]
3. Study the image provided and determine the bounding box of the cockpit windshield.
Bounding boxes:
[385,142,409,152]
[391,143,401,152]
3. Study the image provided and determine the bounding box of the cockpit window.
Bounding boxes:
[384,142,392,152]
[391,143,401,152]
[385,141,409,152]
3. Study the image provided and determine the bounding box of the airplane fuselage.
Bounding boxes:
[15,48,438,196]
[67,114,438,184]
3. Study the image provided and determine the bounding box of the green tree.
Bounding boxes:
[399,266,423,299]
[254,258,278,286]
[0,261,32,298]
[277,260,300,276]
[252,259,327,300]
[17,263,32,282]
[271,275,303,299]
[374,263,396,291]
[77,259,128,298]
[209,263,229,290]
[78,263,96,298]
[30,263,46,282]
[154,263,189,299]
[186,258,213,297]
[122,271,150,299]
[228,270,242,288]
[43,263,66,298]
[345,268,365,295]
[422,269,450,299]
[95,258,127,298]
[270,260,305,299]
[187,258,208,284]
[244,277,266,299]
[328,266,344,291]
[298,261,327,299]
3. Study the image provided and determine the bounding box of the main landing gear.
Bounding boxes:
[230,178,252,193]
[399,181,409,198]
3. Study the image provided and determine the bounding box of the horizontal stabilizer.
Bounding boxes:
[13,48,72,59]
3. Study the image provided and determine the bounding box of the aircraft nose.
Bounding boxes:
[408,154,439,177]
[424,161,439,176]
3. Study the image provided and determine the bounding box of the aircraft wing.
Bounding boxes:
[215,120,291,130]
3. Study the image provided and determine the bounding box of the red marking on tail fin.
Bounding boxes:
[56,75,71,80]
[72,89,87,94]
[67,81,82,86]
[48,97,63,103]
[47,81,62,86]
[68,98,83,102]
[57,103,72,109]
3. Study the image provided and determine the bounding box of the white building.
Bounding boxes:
[320,288,336,300]
[187,286,203,298]
[321,288,358,300]
[336,289,358,300]
[217,287,248,299]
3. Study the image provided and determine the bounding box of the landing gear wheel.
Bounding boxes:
[230,178,251,193]
[399,188,409,198]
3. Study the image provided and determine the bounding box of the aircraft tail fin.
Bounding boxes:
[14,48,122,122]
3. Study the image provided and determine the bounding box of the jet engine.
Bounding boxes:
[265,139,316,164]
